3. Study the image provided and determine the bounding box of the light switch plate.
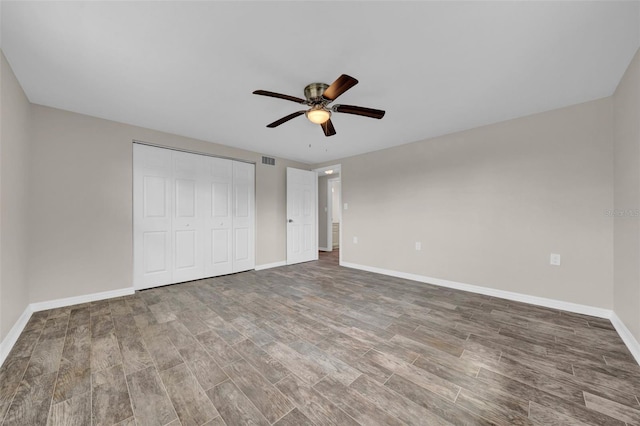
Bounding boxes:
[550,253,561,266]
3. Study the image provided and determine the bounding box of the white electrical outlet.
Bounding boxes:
[353,236,358,244]
[550,253,561,266]
[344,203,349,210]
[415,242,422,251]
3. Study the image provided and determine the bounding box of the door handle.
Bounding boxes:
[288,219,293,223]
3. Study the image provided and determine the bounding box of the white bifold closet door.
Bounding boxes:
[231,161,255,273]
[172,150,206,283]
[204,157,233,277]
[134,144,255,290]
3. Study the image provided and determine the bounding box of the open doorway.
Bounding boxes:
[328,178,341,250]
[315,165,341,262]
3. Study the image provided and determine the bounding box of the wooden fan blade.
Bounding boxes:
[321,119,336,137]
[322,74,358,101]
[253,90,307,104]
[333,104,385,119]
[266,111,306,128]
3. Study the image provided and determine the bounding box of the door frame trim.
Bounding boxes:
[327,177,341,251]
[313,164,342,264]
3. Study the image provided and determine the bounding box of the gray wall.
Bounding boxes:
[318,97,614,309]
[0,52,31,340]
[613,47,640,343]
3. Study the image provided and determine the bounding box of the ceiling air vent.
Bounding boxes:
[262,156,276,166]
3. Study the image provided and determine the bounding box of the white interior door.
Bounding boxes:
[232,161,255,272]
[204,157,233,276]
[287,167,318,265]
[134,144,173,289]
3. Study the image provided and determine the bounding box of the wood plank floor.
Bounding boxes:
[1,250,639,425]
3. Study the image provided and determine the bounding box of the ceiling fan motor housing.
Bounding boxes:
[304,83,330,104]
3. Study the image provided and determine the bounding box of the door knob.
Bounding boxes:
[288,219,293,223]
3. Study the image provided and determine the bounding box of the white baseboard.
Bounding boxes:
[340,261,640,364]
[319,247,331,252]
[255,261,286,271]
[340,261,612,319]
[30,287,134,312]
[0,305,33,366]
[1,287,134,367]
[609,312,640,365]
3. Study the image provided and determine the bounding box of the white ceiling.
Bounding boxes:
[1,1,639,164]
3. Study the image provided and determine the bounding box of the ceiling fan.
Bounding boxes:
[253,74,385,137]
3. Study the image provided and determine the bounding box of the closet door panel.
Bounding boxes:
[234,228,249,262]
[204,157,233,276]
[232,162,255,273]
[212,182,230,217]
[212,229,230,264]
[175,230,197,269]
[143,232,169,273]
[175,179,196,217]
[143,176,168,217]
[172,151,206,283]
[134,144,173,289]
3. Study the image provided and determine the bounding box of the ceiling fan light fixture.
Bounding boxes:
[306,107,331,124]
